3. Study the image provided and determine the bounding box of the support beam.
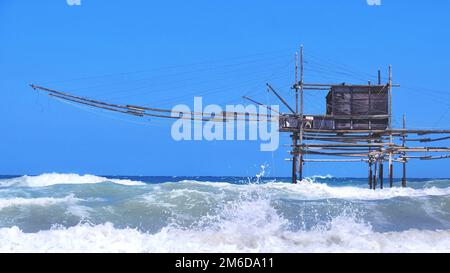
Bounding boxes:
[396,147,450,152]
[301,128,450,134]
[298,158,303,182]
[390,129,450,134]
[402,159,407,188]
[292,132,298,184]
[388,65,393,129]
[298,45,304,182]
[300,45,304,117]
[379,160,384,189]
[304,147,380,152]
[302,143,393,148]
[301,150,378,157]
[420,155,450,160]
[388,66,393,188]
[402,114,407,188]
[368,160,373,189]
[373,160,378,190]
[300,114,389,120]
[267,83,295,114]
[389,163,393,188]
[304,159,367,162]
[242,96,280,114]
[292,154,297,184]
[302,83,400,88]
[295,51,299,114]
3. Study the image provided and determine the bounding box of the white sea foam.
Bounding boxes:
[172,179,450,201]
[7,173,448,202]
[1,174,450,252]
[260,179,450,200]
[1,216,450,252]
[1,186,450,252]
[309,174,334,179]
[0,195,80,210]
[0,173,145,187]
[65,205,93,218]
[177,180,233,187]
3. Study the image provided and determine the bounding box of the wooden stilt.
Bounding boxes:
[298,45,304,183]
[292,155,297,184]
[379,160,384,189]
[373,160,378,190]
[389,163,393,188]
[402,159,407,188]
[402,114,407,187]
[298,155,303,182]
[292,133,298,184]
[368,160,373,189]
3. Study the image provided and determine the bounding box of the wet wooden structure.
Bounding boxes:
[29,46,450,189]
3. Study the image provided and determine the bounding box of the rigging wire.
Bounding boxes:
[65,56,294,94]
[106,62,293,101]
[39,48,295,86]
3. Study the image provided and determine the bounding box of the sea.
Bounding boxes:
[1,172,450,252]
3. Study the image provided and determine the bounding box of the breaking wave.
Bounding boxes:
[1,173,450,252]
[0,195,80,211]
[0,173,145,187]
[1,203,450,252]
[169,179,450,201]
[261,179,450,200]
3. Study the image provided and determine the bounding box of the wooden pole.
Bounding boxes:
[402,159,407,187]
[298,155,303,182]
[388,65,393,129]
[290,49,301,184]
[389,163,393,188]
[304,159,368,162]
[388,152,393,187]
[373,159,378,190]
[387,66,393,188]
[242,96,280,114]
[379,159,384,189]
[299,45,304,182]
[402,114,407,187]
[292,133,298,184]
[300,45,304,117]
[295,52,299,114]
[292,156,298,184]
[378,69,381,85]
[388,133,393,188]
[267,84,295,114]
[368,138,373,189]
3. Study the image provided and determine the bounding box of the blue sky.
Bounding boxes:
[1,0,450,177]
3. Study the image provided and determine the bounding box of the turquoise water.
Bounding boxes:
[1,173,450,252]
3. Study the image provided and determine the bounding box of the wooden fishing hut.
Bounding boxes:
[278,46,450,188]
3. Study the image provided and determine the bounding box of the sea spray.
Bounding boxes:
[0,174,450,252]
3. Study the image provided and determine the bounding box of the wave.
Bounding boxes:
[167,179,450,201]
[261,179,450,200]
[2,174,450,202]
[0,195,80,210]
[0,173,145,187]
[309,174,334,179]
[1,177,450,252]
[1,216,450,252]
